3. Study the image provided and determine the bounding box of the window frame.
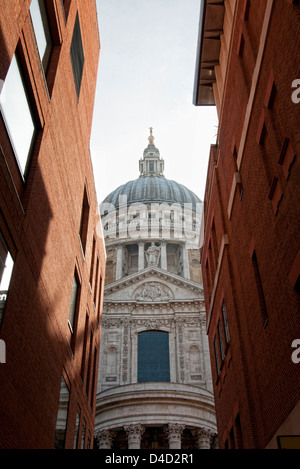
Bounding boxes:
[218,319,225,361]
[137,330,170,383]
[0,229,15,327]
[30,0,53,75]
[54,376,70,449]
[68,270,81,352]
[79,188,90,258]
[222,301,230,345]
[214,335,221,377]
[0,51,37,178]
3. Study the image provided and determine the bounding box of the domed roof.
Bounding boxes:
[102,176,202,210]
[100,129,202,213]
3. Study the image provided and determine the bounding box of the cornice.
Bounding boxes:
[104,266,203,296]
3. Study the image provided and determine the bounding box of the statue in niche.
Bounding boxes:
[146,242,160,267]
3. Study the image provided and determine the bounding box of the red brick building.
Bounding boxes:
[0,0,105,448]
[194,0,300,449]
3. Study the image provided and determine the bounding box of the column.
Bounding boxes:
[160,241,167,270]
[138,241,144,271]
[96,430,114,449]
[181,244,190,279]
[193,427,213,449]
[115,244,123,280]
[165,424,185,449]
[124,424,145,449]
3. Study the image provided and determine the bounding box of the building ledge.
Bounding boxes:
[193,0,225,106]
[95,382,216,433]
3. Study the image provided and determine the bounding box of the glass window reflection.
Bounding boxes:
[0,54,36,175]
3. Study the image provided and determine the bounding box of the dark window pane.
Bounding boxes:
[214,336,220,376]
[79,189,89,256]
[54,377,70,449]
[138,331,170,382]
[70,13,84,97]
[222,301,230,343]
[68,276,78,332]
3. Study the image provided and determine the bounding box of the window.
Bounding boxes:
[0,53,36,176]
[218,319,225,361]
[80,314,89,381]
[30,0,52,73]
[70,12,85,98]
[138,331,170,383]
[105,346,118,375]
[234,414,244,449]
[86,330,94,397]
[93,257,99,309]
[68,275,78,332]
[90,346,98,406]
[222,301,230,344]
[97,276,102,324]
[61,0,71,21]
[252,251,268,327]
[189,345,201,374]
[81,419,86,449]
[79,189,89,257]
[89,237,96,287]
[68,272,81,351]
[214,336,221,376]
[0,230,14,326]
[54,376,70,449]
[73,412,80,449]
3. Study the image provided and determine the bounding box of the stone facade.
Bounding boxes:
[94,132,217,449]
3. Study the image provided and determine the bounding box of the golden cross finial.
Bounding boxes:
[148,127,154,145]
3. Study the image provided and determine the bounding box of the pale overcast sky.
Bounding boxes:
[90,0,218,204]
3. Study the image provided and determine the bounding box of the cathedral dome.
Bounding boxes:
[101,129,202,211]
[102,176,201,210]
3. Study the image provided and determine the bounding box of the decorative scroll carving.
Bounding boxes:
[134,318,174,330]
[134,282,173,302]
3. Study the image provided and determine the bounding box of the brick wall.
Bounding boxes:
[0,0,105,449]
[201,0,300,449]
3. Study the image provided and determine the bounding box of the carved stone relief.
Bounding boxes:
[133,281,173,302]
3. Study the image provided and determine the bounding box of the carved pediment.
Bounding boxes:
[103,266,203,302]
[133,281,174,302]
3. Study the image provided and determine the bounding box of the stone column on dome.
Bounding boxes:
[96,430,114,449]
[182,244,190,279]
[193,427,213,449]
[165,424,185,449]
[160,241,167,270]
[115,244,123,280]
[124,424,145,449]
[138,241,144,271]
